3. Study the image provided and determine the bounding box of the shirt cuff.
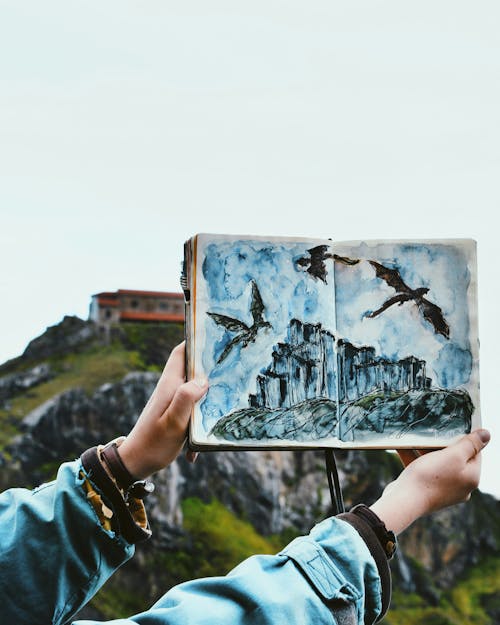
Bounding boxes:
[337,512,392,620]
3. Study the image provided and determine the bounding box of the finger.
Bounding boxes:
[160,342,187,382]
[185,449,199,463]
[454,429,490,462]
[397,449,422,467]
[161,378,209,435]
[144,343,188,417]
[464,451,482,489]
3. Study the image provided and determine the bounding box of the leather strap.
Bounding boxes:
[349,504,397,559]
[100,441,155,501]
[81,446,152,544]
[101,442,135,490]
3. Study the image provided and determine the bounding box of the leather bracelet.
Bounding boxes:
[81,446,152,544]
[100,441,155,501]
[101,442,134,489]
[349,504,397,559]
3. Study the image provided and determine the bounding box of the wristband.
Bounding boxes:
[81,446,152,544]
[349,504,397,559]
[100,440,155,501]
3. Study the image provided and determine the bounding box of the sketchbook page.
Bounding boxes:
[333,239,479,448]
[190,233,339,448]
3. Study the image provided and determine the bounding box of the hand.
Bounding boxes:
[370,429,490,534]
[117,343,208,480]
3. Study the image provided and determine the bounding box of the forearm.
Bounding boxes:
[0,461,134,625]
[72,516,386,625]
[369,479,428,535]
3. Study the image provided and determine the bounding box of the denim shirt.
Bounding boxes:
[0,460,389,625]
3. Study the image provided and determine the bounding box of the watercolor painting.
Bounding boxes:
[333,240,478,444]
[190,235,479,448]
[193,235,338,445]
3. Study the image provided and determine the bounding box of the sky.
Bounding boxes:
[0,1,499,496]
[334,241,478,391]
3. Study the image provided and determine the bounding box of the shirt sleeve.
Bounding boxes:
[0,460,135,625]
[72,516,387,625]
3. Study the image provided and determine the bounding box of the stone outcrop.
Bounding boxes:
[249,319,336,409]
[22,315,101,361]
[337,339,431,403]
[0,363,53,403]
[4,372,159,486]
[248,319,433,411]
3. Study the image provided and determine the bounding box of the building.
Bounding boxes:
[249,319,337,409]
[247,319,432,410]
[89,289,184,327]
[336,339,431,403]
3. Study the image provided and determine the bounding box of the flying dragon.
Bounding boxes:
[207,280,272,364]
[366,260,450,339]
[296,245,360,284]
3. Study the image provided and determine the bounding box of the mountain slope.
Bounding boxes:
[1,316,498,624]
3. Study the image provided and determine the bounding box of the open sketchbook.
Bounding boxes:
[182,234,480,450]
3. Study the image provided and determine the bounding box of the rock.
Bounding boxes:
[22,316,100,361]
[0,363,53,402]
[2,366,499,608]
[8,372,159,482]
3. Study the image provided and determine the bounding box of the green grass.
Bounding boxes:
[448,558,500,624]
[180,497,280,578]
[384,558,500,625]
[0,346,145,448]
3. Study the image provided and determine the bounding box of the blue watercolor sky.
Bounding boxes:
[197,237,335,430]
[334,241,476,391]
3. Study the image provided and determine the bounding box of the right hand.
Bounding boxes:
[371,429,490,534]
[392,429,490,513]
[118,343,208,480]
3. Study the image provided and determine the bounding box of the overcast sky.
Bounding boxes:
[1,0,498,496]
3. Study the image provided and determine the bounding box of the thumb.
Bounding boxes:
[457,428,490,461]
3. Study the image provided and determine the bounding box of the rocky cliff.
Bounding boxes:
[0,317,499,624]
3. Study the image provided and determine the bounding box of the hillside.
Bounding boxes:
[1,316,499,624]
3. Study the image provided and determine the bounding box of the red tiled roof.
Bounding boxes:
[117,289,183,298]
[97,297,118,307]
[120,311,184,323]
[93,289,183,299]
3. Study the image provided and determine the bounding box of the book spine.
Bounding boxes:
[180,239,192,379]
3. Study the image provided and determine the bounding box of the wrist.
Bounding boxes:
[370,479,429,535]
[100,439,155,500]
[116,437,156,481]
[80,444,153,544]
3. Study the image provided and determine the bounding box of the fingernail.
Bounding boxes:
[477,429,491,445]
[193,377,208,388]
[186,450,199,463]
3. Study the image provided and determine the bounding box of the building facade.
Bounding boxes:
[89,289,184,326]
